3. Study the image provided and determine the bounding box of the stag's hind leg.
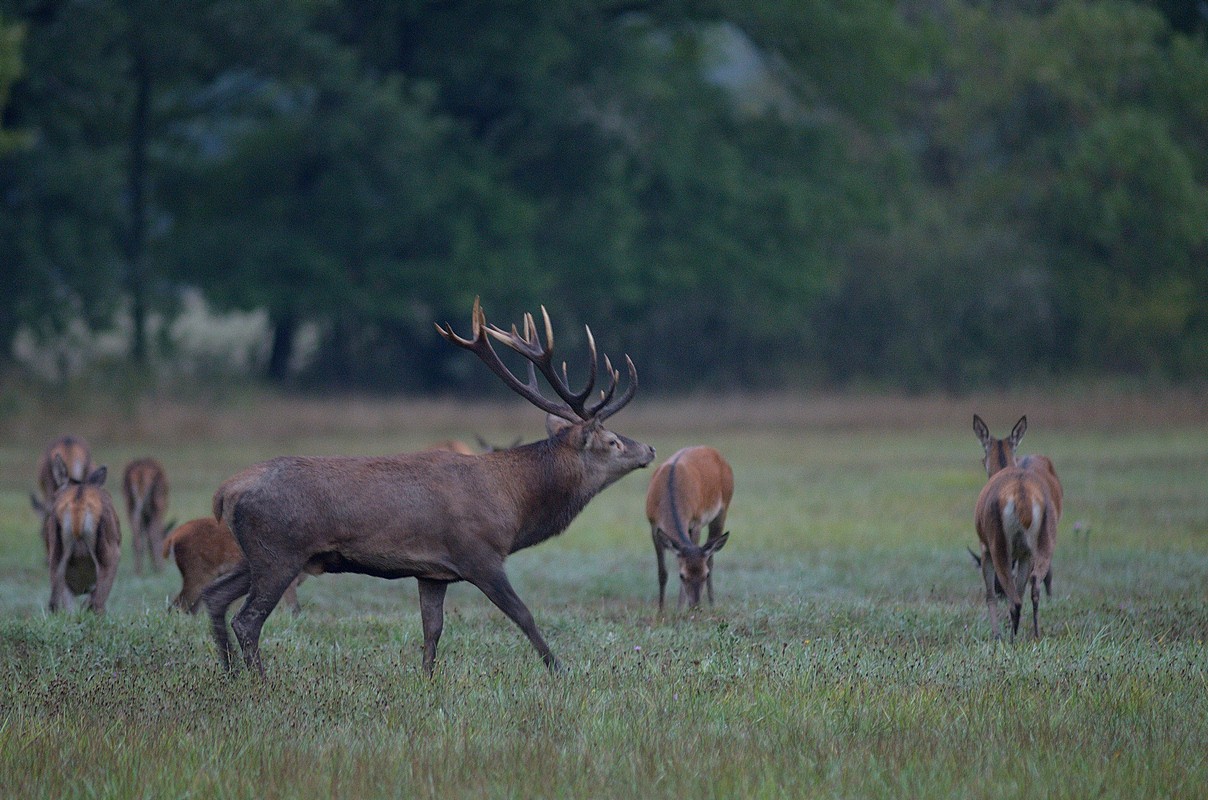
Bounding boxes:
[202,562,252,671]
[230,565,303,678]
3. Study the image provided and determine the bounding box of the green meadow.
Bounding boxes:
[1,392,1205,799]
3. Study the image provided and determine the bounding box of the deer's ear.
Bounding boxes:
[655,529,681,553]
[545,414,574,437]
[1009,416,1027,448]
[704,532,729,555]
[87,465,107,486]
[973,414,991,448]
[51,454,69,489]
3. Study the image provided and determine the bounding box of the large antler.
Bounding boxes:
[435,297,637,423]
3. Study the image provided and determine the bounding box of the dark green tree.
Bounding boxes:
[0,0,328,368]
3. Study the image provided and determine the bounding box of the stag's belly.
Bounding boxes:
[305,551,461,582]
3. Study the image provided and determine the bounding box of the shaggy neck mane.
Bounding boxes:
[509,435,595,553]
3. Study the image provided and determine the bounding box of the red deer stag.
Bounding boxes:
[646,446,733,612]
[41,455,121,612]
[122,457,170,574]
[972,415,1061,639]
[164,517,300,614]
[203,298,655,676]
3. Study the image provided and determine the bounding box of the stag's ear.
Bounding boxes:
[973,414,991,448]
[545,414,574,437]
[1009,416,1027,449]
[704,532,729,555]
[86,465,107,486]
[51,454,70,489]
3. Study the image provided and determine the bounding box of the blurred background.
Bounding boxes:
[1,0,1205,401]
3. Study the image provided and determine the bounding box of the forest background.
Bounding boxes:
[1,0,1206,398]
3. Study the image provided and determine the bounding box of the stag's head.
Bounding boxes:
[973,414,1026,479]
[656,530,729,609]
[437,298,654,482]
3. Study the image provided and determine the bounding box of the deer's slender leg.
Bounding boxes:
[418,578,449,677]
[472,568,561,672]
[202,562,252,671]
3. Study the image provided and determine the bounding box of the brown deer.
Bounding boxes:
[122,457,170,574]
[972,414,1060,639]
[203,298,655,676]
[421,439,478,456]
[163,517,300,614]
[41,454,122,613]
[32,434,93,512]
[646,446,733,612]
[968,449,1063,598]
[31,435,94,560]
[423,437,523,455]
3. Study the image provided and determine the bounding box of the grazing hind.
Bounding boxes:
[123,457,170,574]
[646,446,733,612]
[164,517,300,614]
[40,455,122,613]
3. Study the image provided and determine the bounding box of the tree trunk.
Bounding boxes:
[124,48,152,366]
[267,312,297,382]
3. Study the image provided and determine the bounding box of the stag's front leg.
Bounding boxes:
[472,568,563,673]
[417,578,449,676]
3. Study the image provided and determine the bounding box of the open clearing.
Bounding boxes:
[1,391,1205,798]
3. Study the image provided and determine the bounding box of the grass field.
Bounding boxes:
[0,391,1205,799]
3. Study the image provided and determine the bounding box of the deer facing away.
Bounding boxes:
[646,446,732,611]
[203,299,654,676]
[39,455,122,613]
[972,414,1061,640]
[123,457,170,574]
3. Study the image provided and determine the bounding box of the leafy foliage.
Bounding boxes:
[0,0,1205,389]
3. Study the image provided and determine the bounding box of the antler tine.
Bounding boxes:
[540,306,554,352]
[595,354,638,422]
[437,298,579,422]
[587,354,619,416]
[485,312,599,418]
[554,325,598,410]
[443,299,633,424]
